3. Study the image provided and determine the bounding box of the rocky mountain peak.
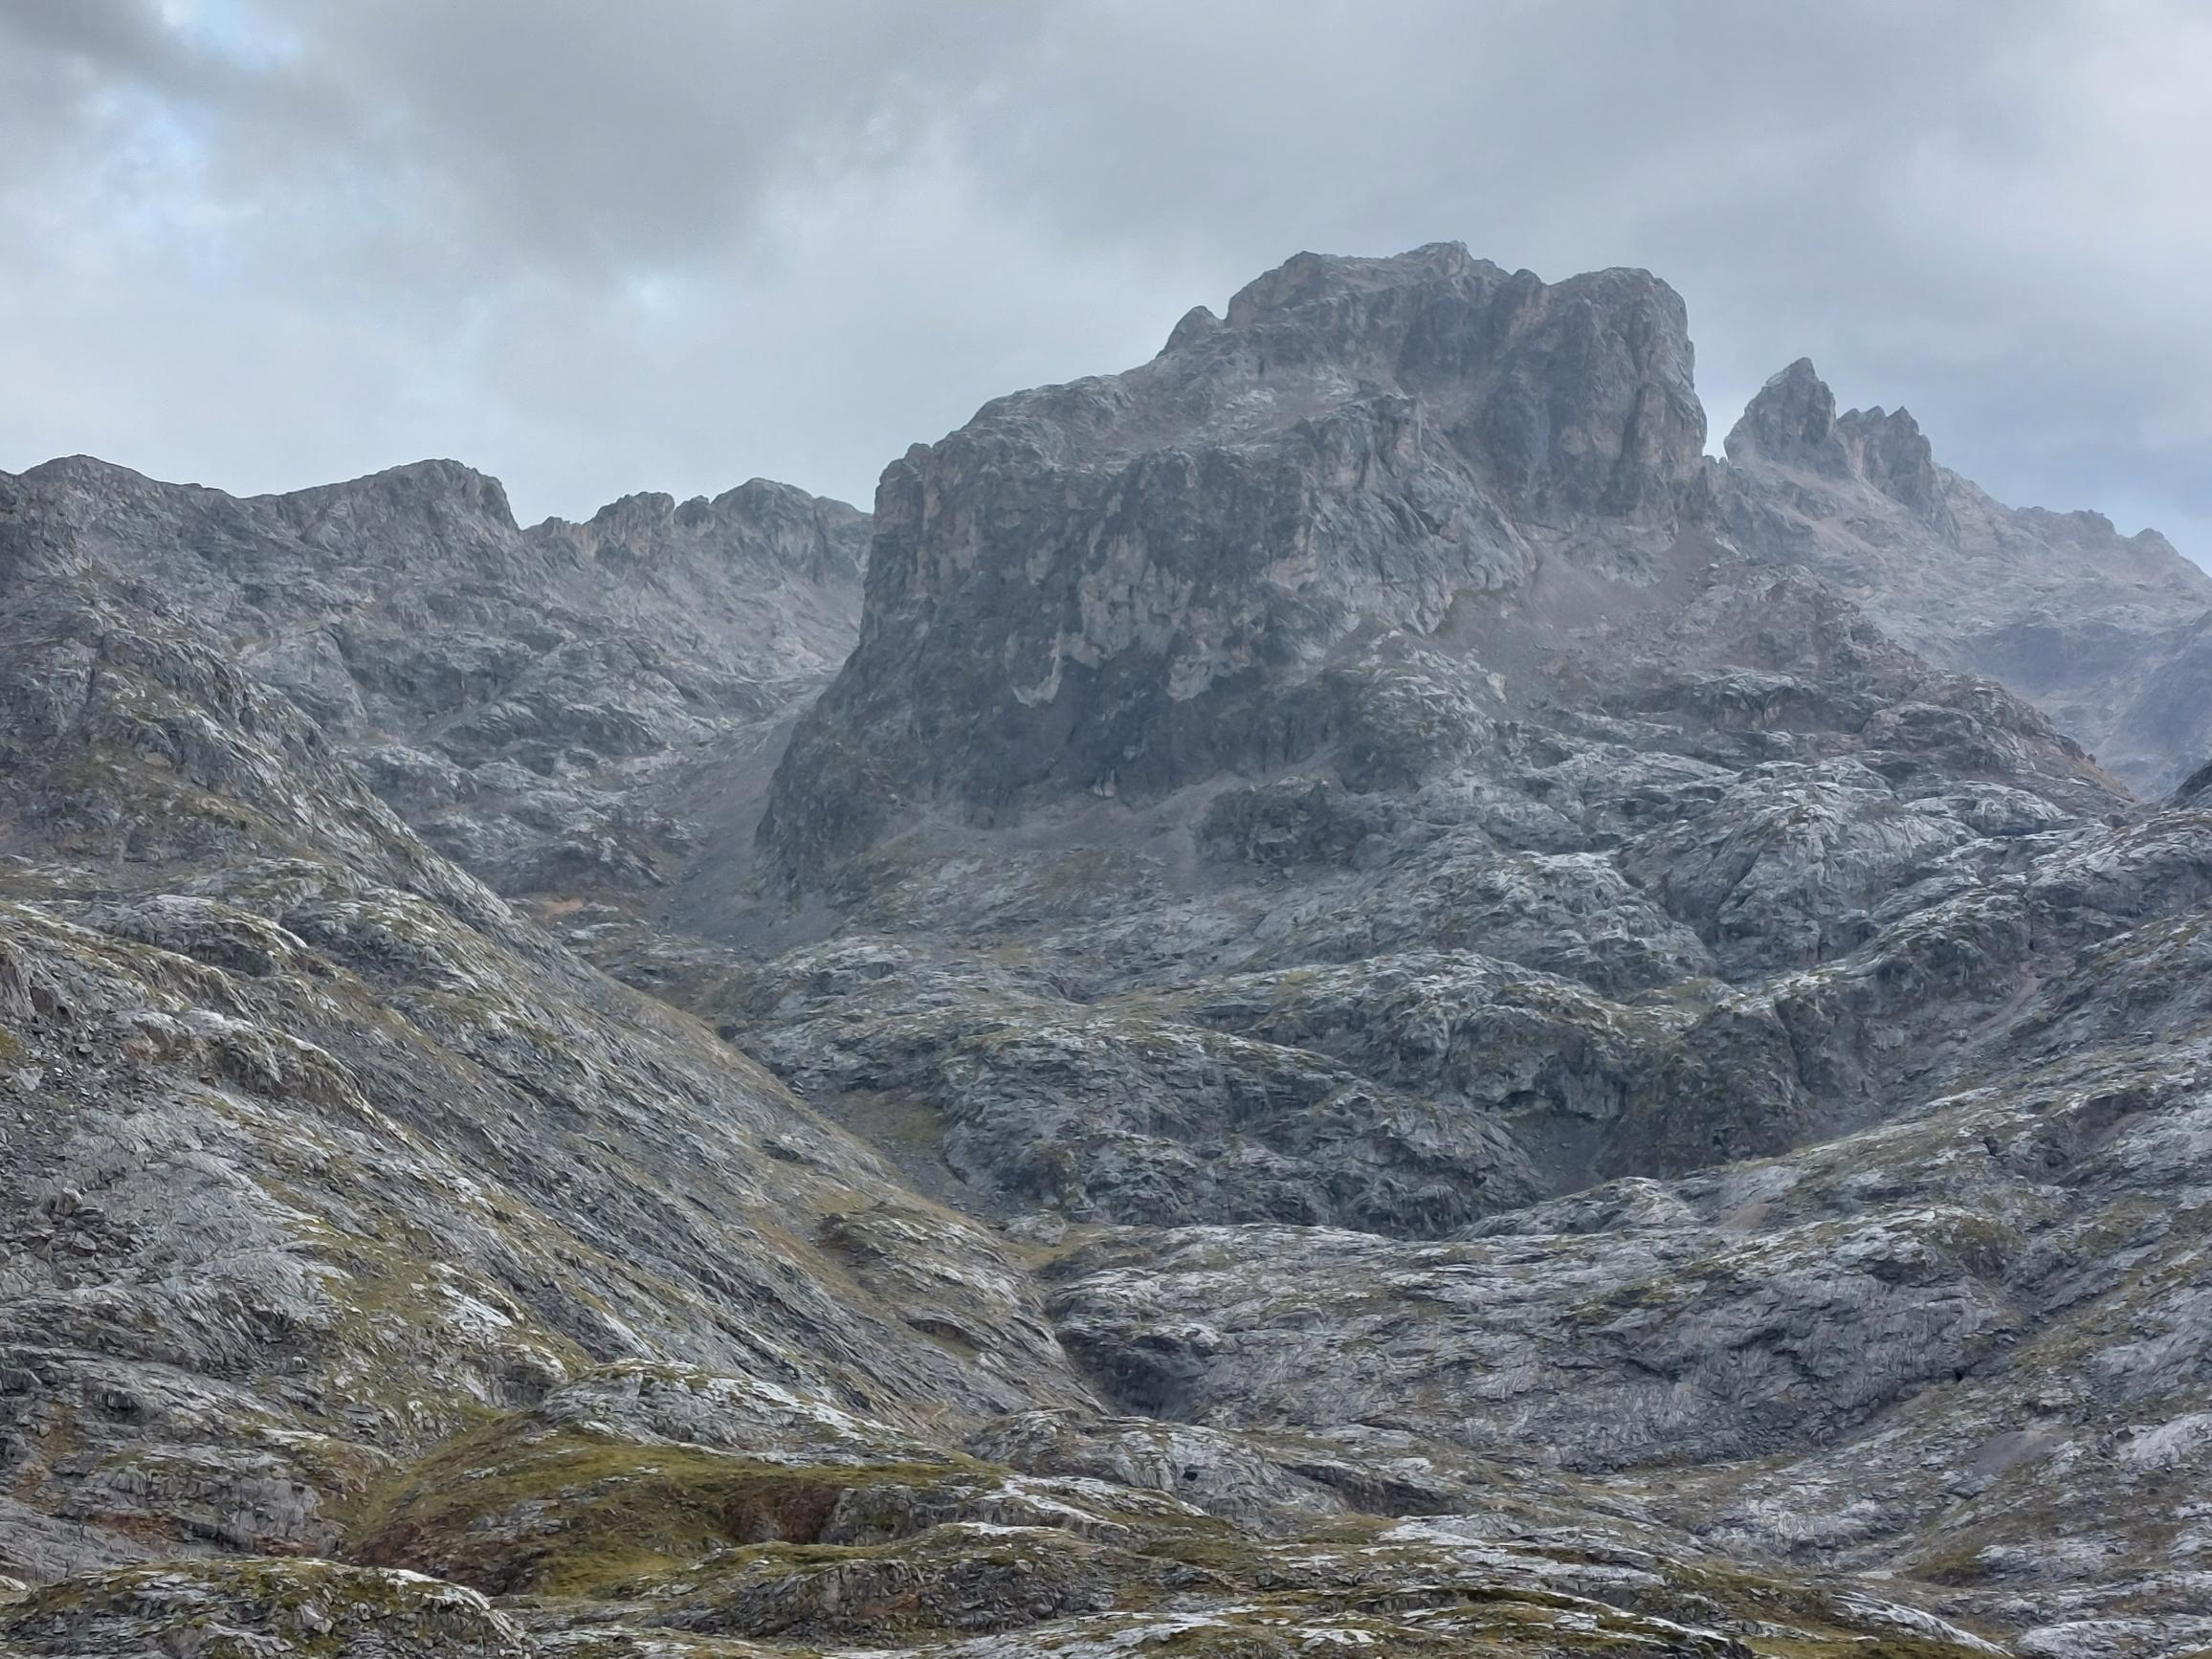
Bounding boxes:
[761,246,1714,878]
[264,457,522,543]
[1161,302,1223,353]
[1723,357,1842,470]
[0,452,870,902]
[1,454,524,594]
[1202,243,1707,520]
[1726,359,1950,529]
[1836,400,1948,522]
[527,477,865,587]
[1217,239,1494,330]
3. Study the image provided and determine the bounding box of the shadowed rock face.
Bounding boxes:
[760,244,1707,879]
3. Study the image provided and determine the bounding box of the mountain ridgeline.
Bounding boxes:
[4,244,2212,1656]
[762,243,2205,890]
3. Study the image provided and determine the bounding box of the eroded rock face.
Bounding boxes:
[760,244,1707,879]
[704,251,2128,1245]
[0,534,1094,1609]
[1725,356,1952,528]
[659,247,2212,1652]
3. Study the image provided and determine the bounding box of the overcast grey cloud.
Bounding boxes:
[2,0,2205,559]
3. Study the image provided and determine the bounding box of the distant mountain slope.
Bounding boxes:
[1720,356,2212,791]
[1,454,866,896]
[6,245,2212,1656]
[0,510,1093,1597]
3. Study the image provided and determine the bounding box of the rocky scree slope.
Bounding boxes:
[0,508,1158,1651]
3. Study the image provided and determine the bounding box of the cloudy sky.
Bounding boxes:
[3,0,2207,557]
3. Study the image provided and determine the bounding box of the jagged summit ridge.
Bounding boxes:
[1724,356,1950,527]
[1715,356,2212,788]
[1192,241,1708,520]
[529,476,867,586]
[956,241,1705,516]
[4,453,524,581]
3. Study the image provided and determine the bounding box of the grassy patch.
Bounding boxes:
[353,1422,975,1599]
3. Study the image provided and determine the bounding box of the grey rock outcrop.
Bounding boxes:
[760,244,1706,879]
[706,249,2130,1268]
[1725,356,1953,528]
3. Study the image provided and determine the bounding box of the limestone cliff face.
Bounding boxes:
[723,247,2139,1256]
[761,244,1707,878]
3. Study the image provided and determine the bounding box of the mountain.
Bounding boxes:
[759,243,1710,880]
[4,245,2212,1656]
[0,450,1095,1554]
[1718,357,2212,792]
[3,454,865,900]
